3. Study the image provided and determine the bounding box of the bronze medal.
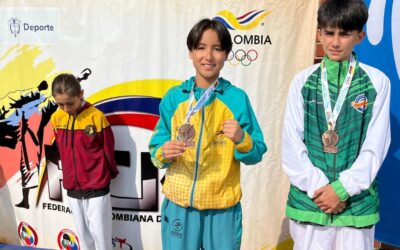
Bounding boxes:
[177,123,195,143]
[322,130,339,154]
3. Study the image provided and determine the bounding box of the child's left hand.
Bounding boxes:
[222,119,244,144]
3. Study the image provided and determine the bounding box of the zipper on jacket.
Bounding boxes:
[331,152,337,225]
[189,107,205,207]
[71,114,81,190]
[65,115,71,147]
[332,62,341,182]
[331,62,342,225]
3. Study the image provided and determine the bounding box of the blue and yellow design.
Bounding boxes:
[213,10,272,30]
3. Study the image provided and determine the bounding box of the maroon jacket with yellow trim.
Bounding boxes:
[50,101,119,190]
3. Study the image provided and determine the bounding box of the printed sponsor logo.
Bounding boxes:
[112,213,161,222]
[18,222,38,247]
[8,17,54,38]
[228,49,258,66]
[213,10,272,31]
[171,219,183,238]
[214,129,227,145]
[172,219,183,231]
[57,229,80,250]
[1,8,59,44]
[8,17,21,37]
[84,125,96,136]
[213,10,273,66]
[112,236,133,250]
[351,94,368,113]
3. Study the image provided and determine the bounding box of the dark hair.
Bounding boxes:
[186,18,233,54]
[51,73,81,97]
[318,0,368,31]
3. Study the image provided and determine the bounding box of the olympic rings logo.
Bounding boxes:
[227,49,258,66]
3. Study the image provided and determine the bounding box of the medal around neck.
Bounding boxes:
[320,54,355,154]
[322,130,338,154]
[177,123,195,146]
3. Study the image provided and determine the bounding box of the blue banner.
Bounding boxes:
[355,0,400,247]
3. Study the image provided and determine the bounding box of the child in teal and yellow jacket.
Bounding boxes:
[149,18,267,250]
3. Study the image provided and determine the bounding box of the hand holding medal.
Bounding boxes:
[177,123,195,143]
[176,79,219,148]
[162,140,187,160]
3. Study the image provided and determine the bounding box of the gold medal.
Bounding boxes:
[322,130,339,154]
[177,123,195,142]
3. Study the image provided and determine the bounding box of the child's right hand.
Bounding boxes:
[162,141,186,160]
[332,201,347,214]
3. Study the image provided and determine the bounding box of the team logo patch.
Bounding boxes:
[213,129,227,145]
[18,222,38,247]
[171,219,183,238]
[57,229,79,250]
[172,219,183,231]
[84,125,96,136]
[351,94,368,113]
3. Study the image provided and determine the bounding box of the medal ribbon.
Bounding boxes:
[184,79,218,123]
[321,54,356,130]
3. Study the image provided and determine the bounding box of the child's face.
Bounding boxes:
[189,29,227,87]
[54,91,84,115]
[318,27,365,62]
